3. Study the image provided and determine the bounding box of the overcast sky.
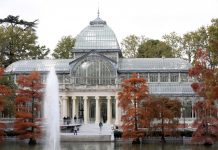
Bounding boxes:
[1,0,218,51]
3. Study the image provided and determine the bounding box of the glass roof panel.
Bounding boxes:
[5,58,191,73]
[119,58,191,71]
[5,59,73,73]
[148,82,195,96]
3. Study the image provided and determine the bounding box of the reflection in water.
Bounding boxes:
[61,142,115,150]
[0,141,218,150]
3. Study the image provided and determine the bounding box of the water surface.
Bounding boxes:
[0,141,218,150]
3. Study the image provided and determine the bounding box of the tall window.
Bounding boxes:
[139,73,148,81]
[180,73,188,82]
[170,73,179,82]
[149,73,158,82]
[184,101,192,118]
[74,56,116,85]
[160,73,169,82]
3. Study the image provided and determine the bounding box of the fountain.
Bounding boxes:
[44,67,60,150]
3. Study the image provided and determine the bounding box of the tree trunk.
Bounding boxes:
[161,113,166,143]
[134,100,137,131]
[161,134,166,143]
[132,137,140,144]
[29,138,36,145]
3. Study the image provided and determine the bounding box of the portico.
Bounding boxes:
[61,95,118,124]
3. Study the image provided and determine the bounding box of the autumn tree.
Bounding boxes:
[52,35,75,59]
[189,47,218,145]
[192,101,218,145]
[0,73,16,118]
[149,96,181,143]
[0,68,12,141]
[118,73,149,144]
[14,71,44,145]
[0,15,49,67]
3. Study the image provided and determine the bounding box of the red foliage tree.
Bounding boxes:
[0,68,12,141]
[14,71,43,145]
[118,73,149,143]
[189,47,218,145]
[192,101,218,144]
[149,97,181,143]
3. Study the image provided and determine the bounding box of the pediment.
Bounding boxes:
[69,50,117,74]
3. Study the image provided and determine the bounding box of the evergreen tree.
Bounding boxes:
[0,15,49,67]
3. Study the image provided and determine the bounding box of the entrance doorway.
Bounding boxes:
[100,102,107,123]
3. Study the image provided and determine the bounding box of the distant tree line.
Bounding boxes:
[121,18,218,64]
[0,15,217,66]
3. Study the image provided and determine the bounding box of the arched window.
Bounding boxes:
[73,56,116,85]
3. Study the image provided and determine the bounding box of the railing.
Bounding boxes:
[59,83,118,91]
[0,118,16,123]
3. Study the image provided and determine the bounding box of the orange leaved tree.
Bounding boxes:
[14,71,43,145]
[149,96,181,143]
[0,68,12,141]
[189,47,218,145]
[118,73,149,144]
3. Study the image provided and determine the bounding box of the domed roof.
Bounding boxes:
[74,15,120,52]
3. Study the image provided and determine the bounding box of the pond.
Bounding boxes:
[0,141,218,150]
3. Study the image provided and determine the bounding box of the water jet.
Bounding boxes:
[44,67,60,150]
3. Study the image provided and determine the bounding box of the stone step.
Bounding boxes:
[60,123,114,141]
[79,123,112,135]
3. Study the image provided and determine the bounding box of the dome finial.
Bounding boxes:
[97,3,100,18]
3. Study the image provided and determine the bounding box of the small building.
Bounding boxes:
[5,14,196,126]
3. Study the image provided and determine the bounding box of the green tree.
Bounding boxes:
[138,39,173,58]
[0,15,49,67]
[162,32,183,58]
[52,35,75,59]
[207,18,218,67]
[182,27,208,63]
[121,35,145,58]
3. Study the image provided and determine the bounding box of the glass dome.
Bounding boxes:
[74,17,120,51]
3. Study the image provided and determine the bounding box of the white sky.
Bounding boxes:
[1,0,218,51]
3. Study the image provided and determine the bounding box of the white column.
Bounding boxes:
[107,96,112,124]
[115,95,121,125]
[59,96,63,119]
[191,100,194,118]
[62,96,68,118]
[95,96,100,124]
[72,96,76,118]
[179,72,181,82]
[76,98,79,117]
[87,100,90,123]
[83,96,88,124]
